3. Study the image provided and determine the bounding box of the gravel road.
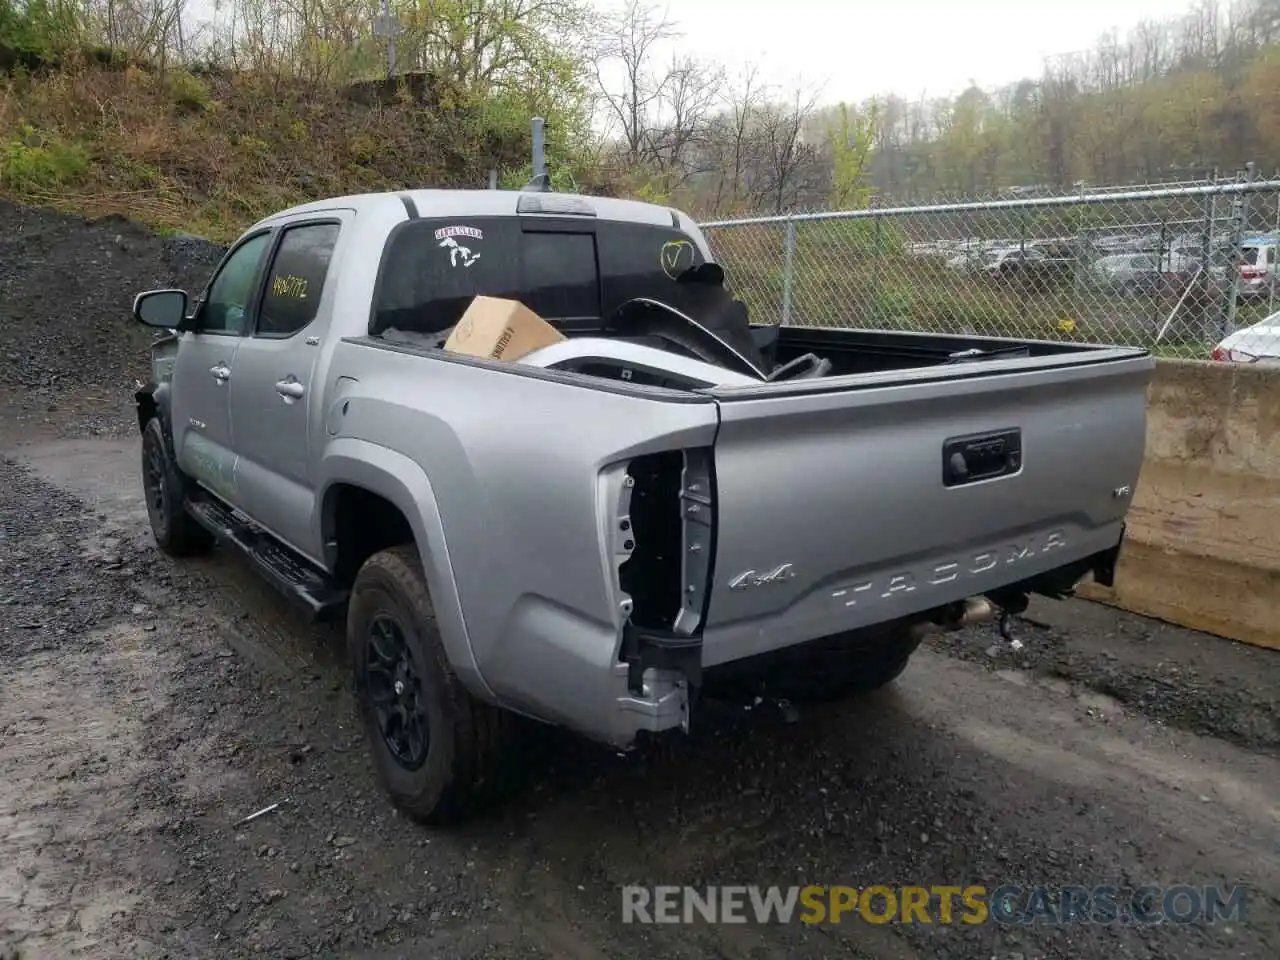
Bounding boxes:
[1,202,1278,959]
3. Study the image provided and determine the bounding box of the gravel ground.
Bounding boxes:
[931,600,1280,757]
[0,200,225,441]
[1,203,1279,959]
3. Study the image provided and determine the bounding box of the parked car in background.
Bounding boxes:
[982,247,1040,276]
[1168,237,1220,261]
[945,248,988,272]
[1034,239,1078,261]
[1236,236,1279,300]
[1091,253,1166,294]
[1091,252,1200,295]
[1210,309,1280,364]
[983,247,1075,289]
[1159,252,1204,286]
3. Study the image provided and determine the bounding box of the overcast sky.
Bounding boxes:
[185,0,1200,104]
[617,0,1196,103]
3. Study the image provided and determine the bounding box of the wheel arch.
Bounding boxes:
[317,439,492,703]
[136,381,189,474]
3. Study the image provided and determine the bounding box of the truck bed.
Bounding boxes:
[373,321,1134,388]
[763,325,1117,377]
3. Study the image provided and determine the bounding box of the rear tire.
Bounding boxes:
[141,417,214,557]
[347,545,514,824]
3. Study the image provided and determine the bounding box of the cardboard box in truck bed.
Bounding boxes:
[443,296,565,361]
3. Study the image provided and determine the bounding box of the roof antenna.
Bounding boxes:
[524,116,551,192]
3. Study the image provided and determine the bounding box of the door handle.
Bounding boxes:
[275,377,306,401]
[210,363,231,382]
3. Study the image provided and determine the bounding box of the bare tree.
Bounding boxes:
[1134,18,1169,82]
[706,62,767,214]
[84,0,190,64]
[753,83,823,214]
[646,52,723,185]
[591,0,679,161]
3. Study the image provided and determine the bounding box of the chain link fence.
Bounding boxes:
[701,174,1280,363]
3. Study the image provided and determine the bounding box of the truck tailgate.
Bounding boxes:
[699,351,1153,667]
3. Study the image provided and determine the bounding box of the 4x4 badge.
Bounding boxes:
[728,563,796,590]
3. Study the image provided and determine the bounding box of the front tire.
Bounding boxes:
[141,417,214,557]
[347,545,514,824]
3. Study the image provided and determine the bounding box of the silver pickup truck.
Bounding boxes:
[131,187,1152,823]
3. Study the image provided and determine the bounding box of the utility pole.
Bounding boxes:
[531,117,546,180]
[372,0,402,80]
[523,117,551,191]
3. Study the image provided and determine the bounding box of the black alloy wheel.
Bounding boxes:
[142,424,172,532]
[140,417,213,556]
[365,612,431,770]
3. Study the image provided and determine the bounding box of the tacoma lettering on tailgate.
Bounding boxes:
[830,530,1066,608]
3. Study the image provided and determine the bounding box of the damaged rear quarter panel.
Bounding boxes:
[324,339,719,734]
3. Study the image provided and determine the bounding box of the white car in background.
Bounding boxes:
[1237,236,1279,300]
[1211,310,1280,364]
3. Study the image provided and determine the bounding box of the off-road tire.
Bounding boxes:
[348,545,514,824]
[141,416,214,557]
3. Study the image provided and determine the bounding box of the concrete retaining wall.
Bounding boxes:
[1144,360,1280,478]
[1080,359,1280,651]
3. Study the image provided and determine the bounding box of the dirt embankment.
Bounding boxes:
[0,200,225,441]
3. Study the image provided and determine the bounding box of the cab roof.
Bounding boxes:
[254,188,691,231]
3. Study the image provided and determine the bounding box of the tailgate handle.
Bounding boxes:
[943,428,1022,487]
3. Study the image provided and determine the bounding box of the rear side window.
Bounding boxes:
[1242,246,1260,266]
[257,223,341,337]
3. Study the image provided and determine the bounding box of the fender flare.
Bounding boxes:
[135,380,178,460]
[317,438,493,702]
[135,380,170,430]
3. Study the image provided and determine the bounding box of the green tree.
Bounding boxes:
[0,0,83,61]
[826,100,877,209]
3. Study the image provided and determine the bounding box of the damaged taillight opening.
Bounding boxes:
[618,450,683,631]
[616,447,715,693]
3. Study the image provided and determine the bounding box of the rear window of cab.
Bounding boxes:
[369,216,711,335]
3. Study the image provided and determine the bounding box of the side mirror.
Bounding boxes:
[133,289,189,329]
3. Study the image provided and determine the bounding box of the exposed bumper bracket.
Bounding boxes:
[621,623,702,695]
[1091,522,1125,588]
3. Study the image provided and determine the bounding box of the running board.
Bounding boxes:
[185,493,349,622]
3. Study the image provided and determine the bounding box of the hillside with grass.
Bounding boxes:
[0,0,616,241]
[2,61,600,240]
